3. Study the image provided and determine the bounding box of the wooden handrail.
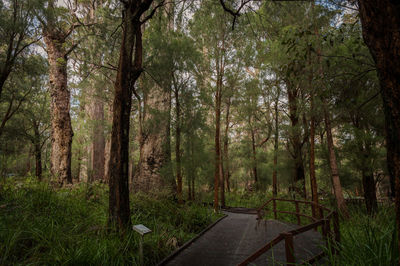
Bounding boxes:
[238,234,284,266]
[239,198,339,266]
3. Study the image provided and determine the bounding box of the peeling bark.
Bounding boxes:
[43,27,73,186]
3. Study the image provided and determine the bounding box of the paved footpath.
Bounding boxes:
[161,211,324,266]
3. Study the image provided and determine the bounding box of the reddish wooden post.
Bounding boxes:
[273,199,277,220]
[281,232,295,265]
[295,201,300,225]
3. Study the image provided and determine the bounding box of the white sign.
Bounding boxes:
[133,224,152,236]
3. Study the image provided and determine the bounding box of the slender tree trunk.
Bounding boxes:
[309,95,318,218]
[33,122,42,180]
[323,105,349,218]
[43,29,73,186]
[308,45,319,218]
[272,91,279,197]
[250,125,258,183]
[223,97,231,192]
[214,81,222,211]
[175,88,183,204]
[357,0,400,258]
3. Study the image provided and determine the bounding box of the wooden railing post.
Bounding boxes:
[273,199,277,220]
[281,232,295,265]
[295,201,300,225]
[321,218,328,239]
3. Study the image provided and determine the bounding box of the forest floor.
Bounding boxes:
[0,178,398,265]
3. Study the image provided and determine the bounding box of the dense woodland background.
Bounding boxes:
[0,0,399,265]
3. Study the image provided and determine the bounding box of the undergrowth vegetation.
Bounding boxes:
[0,179,220,265]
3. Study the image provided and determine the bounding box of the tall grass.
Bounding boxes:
[0,180,220,265]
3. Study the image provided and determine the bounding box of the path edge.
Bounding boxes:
[157,213,228,266]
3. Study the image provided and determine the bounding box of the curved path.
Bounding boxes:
[160,211,324,266]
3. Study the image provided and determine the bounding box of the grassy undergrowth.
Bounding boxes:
[0,179,221,265]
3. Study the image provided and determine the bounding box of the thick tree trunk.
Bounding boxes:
[287,83,306,196]
[362,171,378,214]
[323,105,349,218]
[357,0,400,258]
[43,30,73,186]
[135,85,172,192]
[108,0,151,230]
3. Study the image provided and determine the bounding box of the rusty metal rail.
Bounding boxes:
[238,198,340,266]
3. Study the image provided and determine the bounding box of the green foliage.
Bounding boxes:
[326,206,397,265]
[0,180,221,265]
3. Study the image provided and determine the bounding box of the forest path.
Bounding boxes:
[160,211,324,266]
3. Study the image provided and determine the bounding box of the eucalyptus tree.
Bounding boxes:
[134,2,175,193]
[0,0,40,98]
[107,0,163,231]
[191,0,245,209]
[323,20,383,214]
[356,0,400,253]
[34,0,94,185]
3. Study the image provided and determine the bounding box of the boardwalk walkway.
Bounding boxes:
[161,211,324,266]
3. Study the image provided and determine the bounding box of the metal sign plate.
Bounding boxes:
[133,224,152,236]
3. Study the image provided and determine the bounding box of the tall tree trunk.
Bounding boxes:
[250,125,258,183]
[90,94,105,182]
[357,0,400,258]
[175,88,183,203]
[108,0,152,231]
[43,28,73,186]
[223,97,231,192]
[323,105,349,218]
[272,90,279,197]
[309,95,318,218]
[287,82,306,196]
[308,43,319,218]
[362,170,378,214]
[33,121,42,180]
[135,24,174,193]
[214,79,222,211]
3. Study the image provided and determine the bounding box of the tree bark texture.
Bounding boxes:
[108,0,153,231]
[323,105,349,218]
[357,0,400,257]
[223,97,231,192]
[250,124,258,183]
[272,91,279,197]
[175,88,183,203]
[134,85,172,192]
[33,121,42,180]
[214,85,222,211]
[43,28,73,186]
[90,94,105,182]
[287,82,306,196]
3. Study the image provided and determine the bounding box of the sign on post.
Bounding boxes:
[133,224,152,236]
